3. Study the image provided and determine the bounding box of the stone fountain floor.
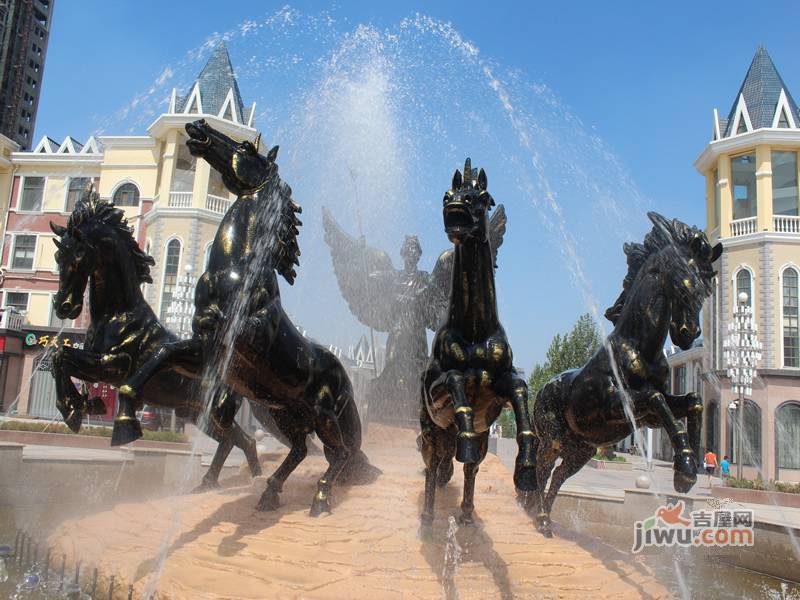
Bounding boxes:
[47,426,668,599]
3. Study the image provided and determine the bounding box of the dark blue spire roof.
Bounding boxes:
[176,42,251,123]
[724,46,799,136]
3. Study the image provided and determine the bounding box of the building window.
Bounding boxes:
[113,182,140,207]
[772,151,799,216]
[713,169,720,227]
[66,177,91,213]
[776,402,800,470]
[49,301,71,329]
[735,269,752,307]
[203,243,213,271]
[159,239,181,320]
[674,365,686,394]
[726,400,761,467]
[4,292,29,314]
[11,235,36,270]
[706,400,719,454]
[19,176,44,211]
[783,267,799,368]
[710,277,719,370]
[694,366,702,394]
[731,153,757,220]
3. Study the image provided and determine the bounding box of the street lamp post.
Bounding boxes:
[723,291,762,480]
[164,264,197,431]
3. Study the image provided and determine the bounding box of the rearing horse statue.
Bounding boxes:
[530,212,722,537]
[114,120,378,515]
[419,159,536,528]
[48,191,271,488]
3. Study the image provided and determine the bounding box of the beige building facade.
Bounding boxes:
[0,42,257,417]
[688,46,800,482]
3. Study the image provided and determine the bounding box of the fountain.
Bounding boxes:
[0,7,798,599]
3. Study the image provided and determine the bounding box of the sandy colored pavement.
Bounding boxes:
[48,426,668,599]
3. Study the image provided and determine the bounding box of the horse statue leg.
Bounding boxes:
[436,370,480,464]
[665,392,703,462]
[494,370,537,493]
[646,391,698,492]
[256,410,309,512]
[458,431,490,525]
[539,440,595,537]
[51,346,130,432]
[419,405,456,529]
[114,339,201,446]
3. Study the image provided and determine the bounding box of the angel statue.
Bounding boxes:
[322,199,507,424]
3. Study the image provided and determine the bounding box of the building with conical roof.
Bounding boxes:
[692,46,800,482]
[0,42,267,418]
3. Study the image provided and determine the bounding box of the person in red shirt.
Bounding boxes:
[703,449,718,486]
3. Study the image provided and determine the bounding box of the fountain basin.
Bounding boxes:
[46,426,667,599]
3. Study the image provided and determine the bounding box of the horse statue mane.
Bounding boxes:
[64,190,155,284]
[270,179,303,285]
[604,212,715,324]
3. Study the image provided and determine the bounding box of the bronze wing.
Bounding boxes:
[322,207,398,331]
[424,204,507,330]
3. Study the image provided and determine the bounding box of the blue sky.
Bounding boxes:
[33,1,800,370]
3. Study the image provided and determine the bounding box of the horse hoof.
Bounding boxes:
[192,478,220,494]
[457,511,475,526]
[309,494,331,517]
[514,465,537,492]
[537,514,553,538]
[456,435,480,464]
[110,418,143,446]
[257,488,281,512]
[63,409,83,433]
[673,470,696,494]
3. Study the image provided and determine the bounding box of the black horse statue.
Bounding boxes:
[419,159,536,527]
[530,212,722,537]
[113,119,378,515]
[48,190,273,489]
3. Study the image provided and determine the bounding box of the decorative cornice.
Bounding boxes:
[695,128,800,173]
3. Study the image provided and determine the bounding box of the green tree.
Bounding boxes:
[497,314,602,439]
[527,313,602,403]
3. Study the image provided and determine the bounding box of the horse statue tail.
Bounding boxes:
[339,448,382,485]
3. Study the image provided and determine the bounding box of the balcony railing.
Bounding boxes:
[168,191,192,208]
[774,214,800,234]
[164,192,231,215]
[205,194,232,214]
[0,309,25,330]
[730,216,757,237]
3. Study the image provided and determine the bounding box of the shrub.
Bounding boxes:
[726,476,800,495]
[593,448,626,462]
[0,419,187,443]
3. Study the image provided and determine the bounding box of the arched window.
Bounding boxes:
[735,268,752,307]
[113,182,140,207]
[726,400,761,467]
[159,239,181,320]
[705,400,719,455]
[783,267,799,367]
[776,402,800,470]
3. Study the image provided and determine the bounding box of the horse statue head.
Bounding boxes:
[185,119,278,196]
[605,211,722,350]
[443,157,495,245]
[50,188,154,320]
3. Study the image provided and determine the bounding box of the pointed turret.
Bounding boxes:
[172,42,255,126]
[721,46,800,137]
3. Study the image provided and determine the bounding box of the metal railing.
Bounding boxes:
[730,216,757,237]
[774,214,800,234]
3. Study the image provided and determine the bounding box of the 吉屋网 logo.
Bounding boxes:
[631,501,754,553]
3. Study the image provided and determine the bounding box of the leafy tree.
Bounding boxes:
[496,313,602,439]
[528,313,602,403]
